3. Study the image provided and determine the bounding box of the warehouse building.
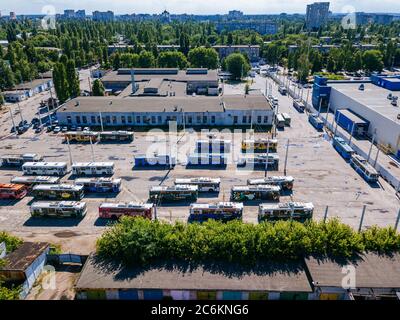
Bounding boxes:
[56,94,274,127]
[101,68,219,96]
[75,256,313,300]
[305,253,400,300]
[4,78,53,102]
[312,76,400,157]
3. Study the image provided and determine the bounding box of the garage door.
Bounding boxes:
[280,292,309,300]
[249,292,269,300]
[197,291,217,300]
[86,289,107,300]
[143,289,164,300]
[118,289,139,300]
[222,291,242,300]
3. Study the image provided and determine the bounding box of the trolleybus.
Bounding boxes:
[241,139,278,153]
[196,139,231,153]
[99,131,134,143]
[99,202,154,220]
[134,154,176,167]
[293,99,305,113]
[189,202,243,222]
[10,176,60,187]
[237,154,279,170]
[22,162,68,176]
[332,136,355,160]
[308,113,324,131]
[275,114,285,128]
[32,184,84,200]
[1,153,43,167]
[0,183,28,199]
[174,177,220,192]
[30,201,87,218]
[64,131,99,143]
[247,176,294,191]
[72,162,114,176]
[187,153,227,166]
[350,154,379,183]
[281,113,291,126]
[230,185,281,201]
[74,178,121,193]
[149,185,198,202]
[258,202,314,222]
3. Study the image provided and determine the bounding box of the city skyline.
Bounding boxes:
[1,0,400,15]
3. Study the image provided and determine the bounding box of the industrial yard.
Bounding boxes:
[0,74,399,254]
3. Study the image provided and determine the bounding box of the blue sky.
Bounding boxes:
[1,0,400,15]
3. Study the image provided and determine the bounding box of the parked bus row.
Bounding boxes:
[1,153,43,168]
[64,131,134,143]
[28,200,314,223]
[17,162,115,177]
[331,136,379,183]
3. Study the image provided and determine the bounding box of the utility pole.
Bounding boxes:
[284,139,289,176]
[317,98,323,117]
[9,108,17,137]
[264,140,270,178]
[374,148,380,168]
[323,206,329,223]
[395,209,400,231]
[348,122,355,146]
[16,103,24,124]
[66,136,73,165]
[367,133,376,163]
[358,205,367,232]
[99,111,104,132]
[89,136,95,162]
[305,88,310,110]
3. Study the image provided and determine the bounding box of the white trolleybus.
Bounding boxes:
[99,131,134,142]
[237,154,279,170]
[22,162,68,176]
[72,162,114,176]
[10,176,60,188]
[275,113,285,128]
[230,185,281,201]
[241,139,278,153]
[99,202,154,220]
[74,178,121,193]
[32,184,84,200]
[258,202,314,222]
[1,153,43,167]
[189,202,243,222]
[30,201,87,218]
[149,185,198,202]
[350,154,379,183]
[174,177,221,192]
[247,176,294,192]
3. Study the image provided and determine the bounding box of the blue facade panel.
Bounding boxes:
[118,289,139,300]
[312,76,331,109]
[371,74,400,91]
[143,289,164,300]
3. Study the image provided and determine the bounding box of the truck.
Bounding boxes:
[293,99,305,113]
[308,113,324,131]
[278,86,287,95]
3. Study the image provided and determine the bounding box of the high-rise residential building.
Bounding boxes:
[64,10,75,19]
[75,10,86,19]
[92,11,114,22]
[9,11,16,20]
[228,10,244,20]
[306,2,330,30]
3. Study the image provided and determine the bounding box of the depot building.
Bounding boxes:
[56,94,274,128]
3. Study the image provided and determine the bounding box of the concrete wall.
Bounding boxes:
[330,88,400,154]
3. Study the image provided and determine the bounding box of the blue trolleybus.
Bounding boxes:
[332,136,355,160]
[350,154,379,183]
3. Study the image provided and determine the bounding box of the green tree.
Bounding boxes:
[92,79,105,96]
[138,50,155,68]
[112,52,121,70]
[157,51,188,68]
[225,53,250,80]
[53,62,69,103]
[65,59,80,98]
[0,60,15,90]
[297,53,312,83]
[188,47,219,69]
[362,50,384,73]
[179,32,190,56]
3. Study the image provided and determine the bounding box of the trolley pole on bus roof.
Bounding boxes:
[284,139,289,176]
[9,107,18,137]
[264,140,270,178]
[99,111,104,132]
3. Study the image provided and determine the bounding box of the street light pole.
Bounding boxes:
[9,107,17,137]
[264,140,270,178]
[99,111,104,132]
[284,139,289,176]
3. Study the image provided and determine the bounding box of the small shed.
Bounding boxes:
[0,242,50,298]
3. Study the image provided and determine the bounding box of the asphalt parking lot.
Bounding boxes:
[0,74,399,254]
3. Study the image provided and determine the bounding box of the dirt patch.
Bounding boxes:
[54,231,79,238]
[389,161,399,168]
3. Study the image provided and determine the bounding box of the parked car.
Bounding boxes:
[77,127,82,131]
[71,125,77,131]
[35,127,42,134]
[83,127,90,131]
[62,126,68,133]
[53,126,61,133]
[46,126,53,132]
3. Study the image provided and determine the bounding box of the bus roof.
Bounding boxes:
[22,162,67,168]
[259,202,314,210]
[232,185,281,192]
[150,185,198,191]
[99,202,153,209]
[75,177,121,183]
[0,183,26,190]
[190,202,243,209]
[33,184,83,191]
[72,162,114,167]
[31,201,86,208]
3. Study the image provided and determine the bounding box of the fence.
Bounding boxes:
[269,72,400,192]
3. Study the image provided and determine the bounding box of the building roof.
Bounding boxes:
[13,78,52,91]
[330,82,400,123]
[102,69,219,84]
[58,94,271,114]
[75,255,313,292]
[306,253,400,289]
[0,242,49,272]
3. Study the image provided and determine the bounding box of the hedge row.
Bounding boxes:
[96,218,400,266]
